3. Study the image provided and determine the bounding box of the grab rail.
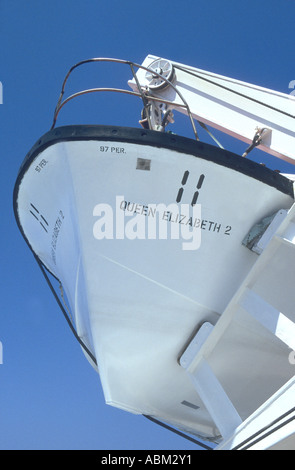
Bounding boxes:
[51,57,199,140]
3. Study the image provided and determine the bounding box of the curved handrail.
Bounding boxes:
[51,57,199,140]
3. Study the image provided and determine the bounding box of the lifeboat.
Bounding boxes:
[13,57,295,445]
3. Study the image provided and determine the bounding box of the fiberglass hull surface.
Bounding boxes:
[14,125,294,440]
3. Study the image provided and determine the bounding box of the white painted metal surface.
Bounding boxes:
[180,201,295,448]
[14,55,295,449]
[217,375,295,450]
[129,55,295,164]
[14,129,294,442]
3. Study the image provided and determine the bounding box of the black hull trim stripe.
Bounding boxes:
[14,125,294,198]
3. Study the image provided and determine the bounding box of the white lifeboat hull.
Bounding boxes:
[14,125,295,441]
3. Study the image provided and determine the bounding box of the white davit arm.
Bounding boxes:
[128,54,295,164]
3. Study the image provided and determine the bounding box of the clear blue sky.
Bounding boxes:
[0,0,295,450]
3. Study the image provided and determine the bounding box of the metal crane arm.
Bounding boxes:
[129,55,295,164]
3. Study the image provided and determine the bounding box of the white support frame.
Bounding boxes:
[179,202,295,447]
[239,288,295,351]
[129,55,295,164]
[180,323,242,438]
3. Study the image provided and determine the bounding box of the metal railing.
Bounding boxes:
[50,57,199,140]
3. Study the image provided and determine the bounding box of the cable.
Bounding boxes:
[239,414,295,450]
[29,254,295,450]
[197,120,224,149]
[34,254,98,366]
[50,57,200,141]
[143,415,214,450]
[232,406,295,450]
[174,64,295,120]
[33,254,216,449]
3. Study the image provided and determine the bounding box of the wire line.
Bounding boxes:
[174,64,295,120]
